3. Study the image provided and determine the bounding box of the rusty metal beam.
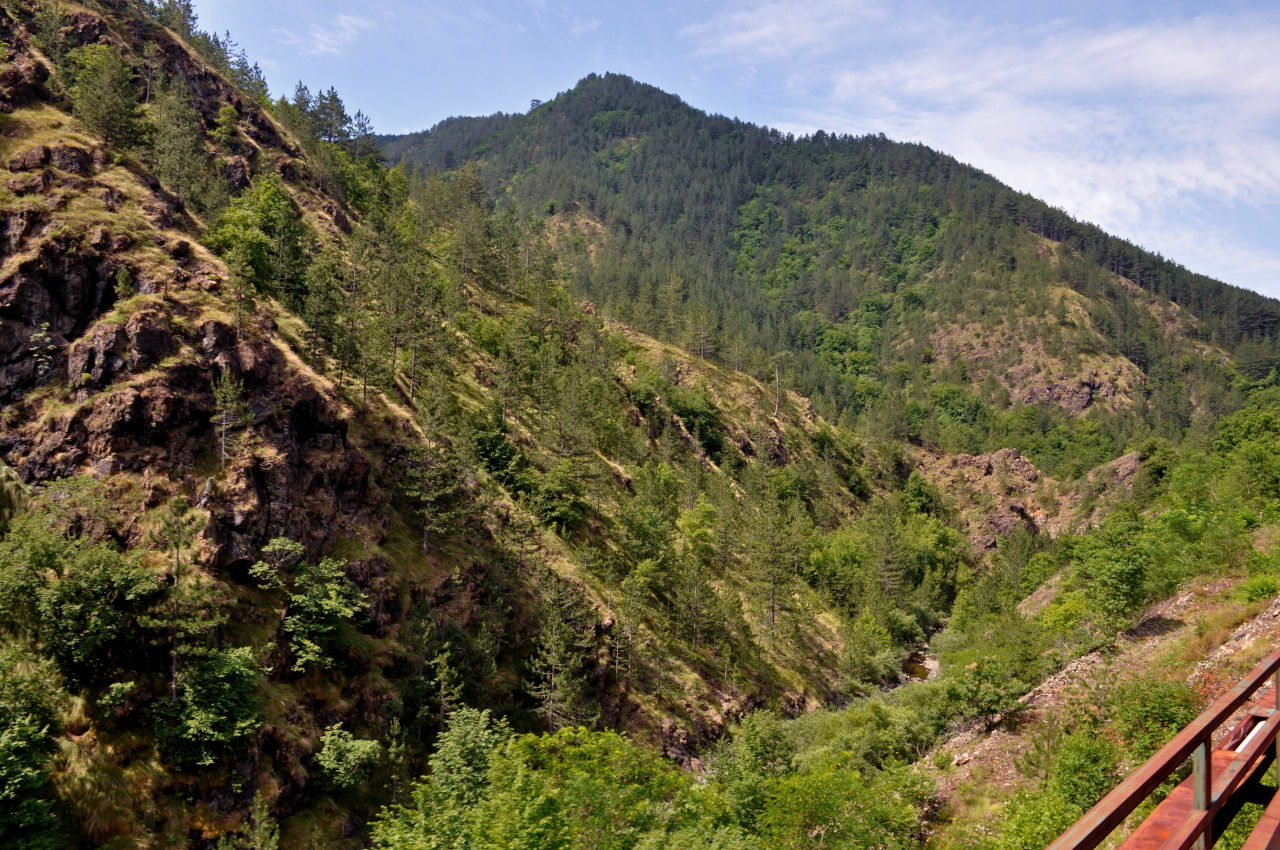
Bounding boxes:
[1242,786,1280,850]
[1048,646,1280,850]
[1117,702,1280,849]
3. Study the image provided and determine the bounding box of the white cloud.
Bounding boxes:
[679,0,885,58]
[277,12,376,56]
[681,3,1280,295]
[570,18,602,37]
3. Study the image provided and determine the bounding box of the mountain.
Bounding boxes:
[4,6,1280,849]
[0,5,984,845]
[383,73,1280,469]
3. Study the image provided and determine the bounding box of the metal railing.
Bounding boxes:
[1048,646,1280,850]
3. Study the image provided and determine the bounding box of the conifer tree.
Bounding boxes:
[145,496,207,699]
[529,574,598,730]
[68,44,147,149]
[212,370,252,470]
[150,76,217,212]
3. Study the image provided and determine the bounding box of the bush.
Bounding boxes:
[997,788,1082,850]
[946,657,1026,729]
[0,647,64,845]
[317,723,383,789]
[157,647,263,768]
[1241,573,1279,602]
[1049,732,1118,810]
[1108,680,1198,763]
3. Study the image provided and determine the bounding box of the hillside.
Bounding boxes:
[4,5,1280,850]
[383,73,1280,469]
[0,3,984,846]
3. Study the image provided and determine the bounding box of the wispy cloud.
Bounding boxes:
[679,0,885,58]
[276,12,376,56]
[681,3,1280,295]
[570,18,602,38]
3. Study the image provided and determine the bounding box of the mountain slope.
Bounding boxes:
[4,8,1280,849]
[383,73,1277,461]
[0,6,991,845]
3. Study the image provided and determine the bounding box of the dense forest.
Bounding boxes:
[0,3,1279,849]
[385,73,1280,468]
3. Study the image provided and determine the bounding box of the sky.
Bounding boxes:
[198,0,1280,300]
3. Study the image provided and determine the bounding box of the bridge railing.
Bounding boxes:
[1047,645,1280,850]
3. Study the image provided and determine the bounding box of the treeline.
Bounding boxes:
[385,72,1278,465]
[0,5,991,843]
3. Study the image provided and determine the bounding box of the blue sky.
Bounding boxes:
[198,0,1280,299]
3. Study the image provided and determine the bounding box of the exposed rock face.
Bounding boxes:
[8,143,48,171]
[1014,369,1123,415]
[1044,451,1141,536]
[2,303,378,565]
[50,143,93,175]
[915,448,1050,553]
[929,310,1145,417]
[225,155,250,191]
[0,9,48,114]
[915,447,1145,552]
[0,237,120,403]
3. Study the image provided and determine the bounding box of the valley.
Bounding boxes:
[0,2,1278,848]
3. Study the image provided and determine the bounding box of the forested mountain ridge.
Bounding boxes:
[383,72,1280,465]
[5,5,1280,849]
[0,3,995,845]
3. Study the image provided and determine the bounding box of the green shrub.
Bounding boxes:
[997,788,1082,850]
[0,647,64,846]
[1109,679,1198,763]
[1048,732,1118,810]
[156,646,262,768]
[317,723,383,789]
[1242,573,1279,602]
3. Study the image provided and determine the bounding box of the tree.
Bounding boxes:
[32,0,67,72]
[283,553,363,671]
[207,173,308,306]
[68,45,147,149]
[351,110,374,160]
[153,0,197,38]
[529,575,598,731]
[156,645,263,768]
[213,103,239,150]
[248,536,303,590]
[674,494,718,646]
[313,87,351,144]
[142,42,161,104]
[403,431,467,557]
[212,370,252,470]
[146,496,205,699]
[771,351,792,417]
[533,460,590,535]
[214,792,278,850]
[0,647,64,846]
[225,244,256,338]
[316,723,383,789]
[37,541,159,691]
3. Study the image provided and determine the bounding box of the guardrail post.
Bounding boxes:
[1194,739,1212,850]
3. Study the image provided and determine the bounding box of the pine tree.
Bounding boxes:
[145,496,208,699]
[68,45,147,149]
[212,370,252,470]
[529,574,598,730]
[150,76,215,211]
[403,406,468,556]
